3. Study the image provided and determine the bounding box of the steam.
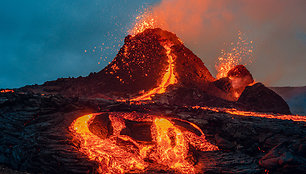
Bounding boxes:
[147,0,306,86]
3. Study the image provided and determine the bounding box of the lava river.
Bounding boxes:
[192,106,306,123]
[70,112,219,174]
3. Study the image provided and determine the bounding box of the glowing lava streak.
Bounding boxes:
[0,89,14,93]
[151,118,193,173]
[70,114,147,173]
[192,106,306,123]
[131,42,177,101]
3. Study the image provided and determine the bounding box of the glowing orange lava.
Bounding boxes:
[192,106,306,123]
[0,89,14,93]
[215,31,254,79]
[70,113,218,174]
[216,53,240,79]
[69,114,146,173]
[131,41,177,101]
[151,118,193,173]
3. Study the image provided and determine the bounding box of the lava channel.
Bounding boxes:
[131,41,177,101]
[70,113,218,173]
[192,106,306,123]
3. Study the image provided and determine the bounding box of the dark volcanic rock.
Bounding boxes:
[212,77,236,100]
[259,140,306,173]
[213,77,233,93]
[227,65,254,98]
[270,86,306,115]
[121,119,153,142]
[227,65,254,80]
[0,92,305,174]
[0,93,100,173]
[172,42,214,89]
[154,86,236,108]
[238,83,291,114]
[212,65,254,101]
[88,113,113,139]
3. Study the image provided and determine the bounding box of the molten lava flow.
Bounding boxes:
[0,89,14,93]
[70,114,147,173]
[215,31,254,79]
[131,42,177,101]
[151,118,193,173]
[192,106,306,123]
[70,113,218,173]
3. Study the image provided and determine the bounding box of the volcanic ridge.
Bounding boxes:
[21,28,290,114]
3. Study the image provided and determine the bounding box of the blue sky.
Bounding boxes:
[0,0,305,88]
[0,0,159,88]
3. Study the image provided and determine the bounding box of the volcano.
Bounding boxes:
[1,28,305,174]
[24,29,214,98]
[22,28,290,114]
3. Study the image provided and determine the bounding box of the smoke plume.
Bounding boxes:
[147,0,306,86]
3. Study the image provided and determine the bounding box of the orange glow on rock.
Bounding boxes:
[70,113,218,173]
[215,31,254,79]
[0,89,14,93]
[216,52,239,79]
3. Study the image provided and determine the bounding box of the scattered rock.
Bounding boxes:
[259,141,306,173]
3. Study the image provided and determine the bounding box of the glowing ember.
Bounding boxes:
[129,10,161,36]
[131,41,177,101]
[215,31,254,79]
[0,89,14,93]
[70,113,218,173]
[192,106,306,123]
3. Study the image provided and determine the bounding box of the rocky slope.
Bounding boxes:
[0,92,304,173]
[271,86,306,115]
[19,28,291,114]
[21,29,214,99]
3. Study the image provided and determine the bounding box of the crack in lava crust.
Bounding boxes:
[70,113,218,173]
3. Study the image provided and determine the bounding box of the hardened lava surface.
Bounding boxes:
[0,92,305,173]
